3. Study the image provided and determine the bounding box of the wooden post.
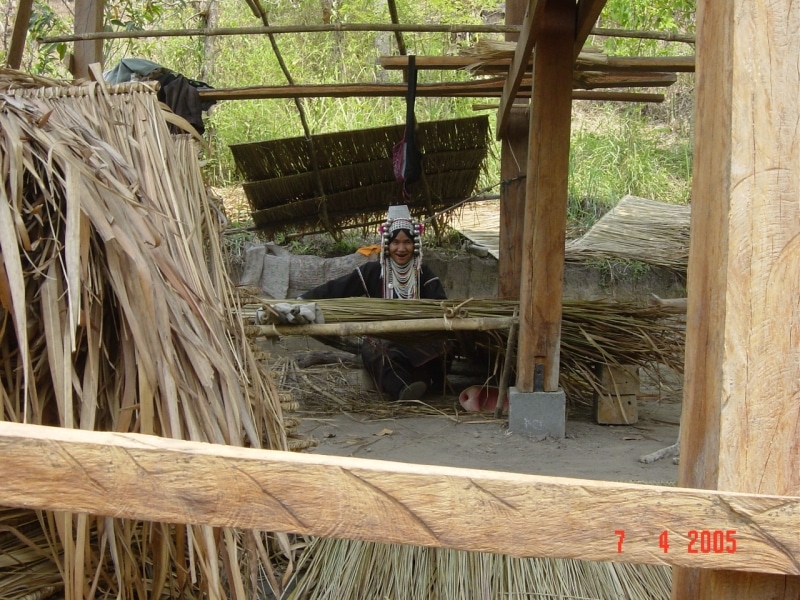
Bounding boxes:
[515,0,575,392]
[6,0,34,69]
[71,0,104,79]
[672,0,800,597]
[497,0,528,300]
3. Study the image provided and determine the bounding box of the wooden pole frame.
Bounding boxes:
[1,421,800,576]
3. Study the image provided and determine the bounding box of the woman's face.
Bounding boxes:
[388,230,414,265]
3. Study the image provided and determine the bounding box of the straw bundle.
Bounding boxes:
[289,538,672,600]
[0,70,292,599]
[565,195,691,272]
[246,297,685,404]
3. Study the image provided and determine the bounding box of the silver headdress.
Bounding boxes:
[379,205,424,299]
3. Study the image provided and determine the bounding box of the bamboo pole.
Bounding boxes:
[198,83,665,102]
[244,316,517,338]
[379,54,695,73]
[38,25,692,44]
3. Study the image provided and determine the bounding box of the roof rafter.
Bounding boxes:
[496,0,547,139]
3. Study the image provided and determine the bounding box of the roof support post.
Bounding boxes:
[72,0,104,79]
[672,0,800,596]
[498,0,529,300]
[515,0,575,392]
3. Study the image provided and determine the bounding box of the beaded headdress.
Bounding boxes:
[378,205,424,299]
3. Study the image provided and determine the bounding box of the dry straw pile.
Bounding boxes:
[0,70,292,599]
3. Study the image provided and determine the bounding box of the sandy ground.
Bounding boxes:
[297,396,680,484]
[275,338,682,485]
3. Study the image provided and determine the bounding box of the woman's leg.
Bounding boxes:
[361,338,427,400]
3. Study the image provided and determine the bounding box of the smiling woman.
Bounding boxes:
[299,205,451,400]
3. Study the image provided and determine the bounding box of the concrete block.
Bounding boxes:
[508,387,566,438]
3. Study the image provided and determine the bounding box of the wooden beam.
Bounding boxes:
[573,71,677,89]
[2,421,800,575]
[498,0,528,301]
[198,82,667,101]
[575,0,609,59]
[71,0,104,79]
[516,0,575,392]
[672,0,800,597]
[379,54,696,73]
[496,0,547,139]
[479,92,667,108]
[6,0,34,69]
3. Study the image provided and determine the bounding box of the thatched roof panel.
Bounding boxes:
[231,116,491,235]
[251,168,480,234]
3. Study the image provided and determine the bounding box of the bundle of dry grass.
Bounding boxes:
[565,195,691,272]
[289,538,672,600]
[0,70,293,599]
[247,297,685,404]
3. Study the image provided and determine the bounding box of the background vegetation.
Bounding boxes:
[1,0,696,232]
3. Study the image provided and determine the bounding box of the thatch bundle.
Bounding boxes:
[290,538,672,600]
[247,297,685,404]
[230,116,491,235]
[565,195,691,272]
[0,70,291,599]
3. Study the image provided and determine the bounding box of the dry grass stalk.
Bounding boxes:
[289,537,672,600]
[0,71,293,599]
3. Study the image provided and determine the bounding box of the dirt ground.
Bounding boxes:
[272,337,682,485]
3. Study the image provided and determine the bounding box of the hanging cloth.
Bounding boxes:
[392,55,423,198]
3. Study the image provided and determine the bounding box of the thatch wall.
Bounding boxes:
[0,70,289,600]
[230,116,491,235]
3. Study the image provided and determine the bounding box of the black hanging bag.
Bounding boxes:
[392,55,423,198]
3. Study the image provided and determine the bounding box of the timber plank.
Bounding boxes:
[516,0,575,391]
[672,0,800,596]
[496,0,547,139]
[1,421,800,575]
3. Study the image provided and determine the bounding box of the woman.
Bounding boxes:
[300,205,449,400]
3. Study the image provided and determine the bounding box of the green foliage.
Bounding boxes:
[24,2,71,77]
[18,0,694,234]
[568,103,692,228]
[600,0,695,56]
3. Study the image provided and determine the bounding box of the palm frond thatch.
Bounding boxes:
[230,116,492,236]
[0,70,291,599]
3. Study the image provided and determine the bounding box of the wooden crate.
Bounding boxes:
[594,364,639,424]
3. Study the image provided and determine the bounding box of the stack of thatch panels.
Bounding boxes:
[0,70,291,600]
[230,115,491,235]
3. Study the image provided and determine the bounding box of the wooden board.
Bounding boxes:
[1,421,800,575]
[672,0,800,596]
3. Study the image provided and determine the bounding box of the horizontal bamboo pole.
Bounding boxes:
[379,54,696,73]
[244,316,516,338]
[475,92,665,107]
[38,25,693,45]
[199,83,665,102]
[1,421,799,575]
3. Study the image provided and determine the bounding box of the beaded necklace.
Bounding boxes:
[385,257,419,299]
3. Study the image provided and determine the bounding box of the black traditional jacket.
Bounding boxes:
[300,261,447,300]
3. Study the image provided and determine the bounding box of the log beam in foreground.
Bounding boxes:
[1,421,799,575]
